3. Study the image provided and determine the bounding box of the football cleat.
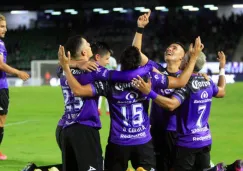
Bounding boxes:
[136,167,147,171]
[234,160,243,171]
[48,167,59,171]
[216,163,226,171]
[22,163,37,171]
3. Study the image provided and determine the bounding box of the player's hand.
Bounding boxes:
[76,61,98,72]
[217,51,226,69]
[17,71,29,81]
[188,36,204,60]
[137,10,151,28]
[58,45,70,70]
[132,75,151,95]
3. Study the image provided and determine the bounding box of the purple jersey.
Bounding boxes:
[91,73,169,146]
[172,75,219,148]
[148,60,179,131]
[58,64,153,129]
[0,39,8,89]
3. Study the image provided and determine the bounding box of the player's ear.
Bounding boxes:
[81,49,86,56]
[94,54,100,61]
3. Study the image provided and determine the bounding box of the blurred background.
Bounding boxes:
[0,0,243,86]
[0,0,243,170]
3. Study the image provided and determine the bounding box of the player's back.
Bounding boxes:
[0,39,8,88]
[60,68,100,129]
[96,80,151,145]
[173,74,219,148]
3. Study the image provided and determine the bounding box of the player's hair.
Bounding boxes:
[64,35,83,59]
[0,14,6,21]
[174,42,186,54]
[120,46,141,71]
[91,41,113,58]
[185,52,206,72]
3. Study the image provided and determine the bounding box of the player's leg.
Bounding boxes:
[131,140,156,171]
[105,98,110,115]
[203,163,226,171]
[225,160,243,171]
[104,141,131,171]
[159,131,177,171]
[68,123,103,171]
[62,125,78,171]
[150,126,165,171]
[55,125,63,151]
[0,88,9,160]
[194,145,211,170]
[174,146,196,171]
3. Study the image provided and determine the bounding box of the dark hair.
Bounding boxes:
[120,46,141,71]
[91,41,113,57]
[174,42,186,54]
[64,35,83,59]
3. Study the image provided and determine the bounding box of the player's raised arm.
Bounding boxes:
[132,75,180,111]
[0,53,29,81]
[132,10,151,66]
[214,51,226,98]
[166,37,203,89]
[58,45,94,97]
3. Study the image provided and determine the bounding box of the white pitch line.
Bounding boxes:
[5,120,38,127]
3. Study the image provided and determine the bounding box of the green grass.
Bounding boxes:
[0,83,243,170]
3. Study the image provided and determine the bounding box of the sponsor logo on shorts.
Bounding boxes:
[88,166,96,171]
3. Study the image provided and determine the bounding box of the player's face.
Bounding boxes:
[97,52,110,67]
[81,38,93,59]
[0,20,7,38]
[164,44,184,63]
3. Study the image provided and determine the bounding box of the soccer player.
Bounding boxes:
[132,11,188,171]
[56,41,111,150]
[132,50,226,171]
[57,36,154,171]
[0,14,29,160]
[58,34,202,171]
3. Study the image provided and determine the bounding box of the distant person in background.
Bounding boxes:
[98,56,117,115]
[0,14,29,160]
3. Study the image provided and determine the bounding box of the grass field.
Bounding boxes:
[0,83,243,171]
